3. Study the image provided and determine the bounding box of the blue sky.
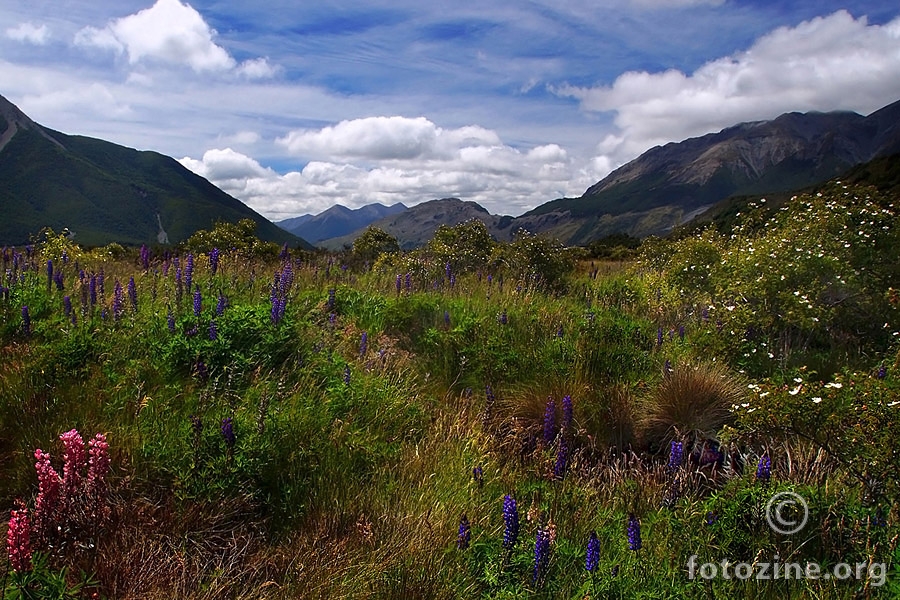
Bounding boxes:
[2,0,900,218]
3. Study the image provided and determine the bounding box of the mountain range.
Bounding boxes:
[311,98,900,248]
[276,202,406,243]
[2,91,899,249]
[0,94,307,248]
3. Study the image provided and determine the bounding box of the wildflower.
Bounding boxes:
[667,441,684,472]
[626,514,642,551]
[21,305,30,335]
[706,511,719,526]
[502,495,519,550]
[89,275,97,307]
[498,310,508,325]
[165,309,175,332]
[533,524,551,584]
[657,326,664,347]
[327,288,335,309]
[63,295,72,317]
[444,310,451,327]
[344,365,351,385]
[395,274,402,295]
[457,514,471,550]
[556,324,564,338]
[209,319,218,341]
[6,502,31,572]
[876,365,887,379]
[128,276,138,312]
[279,242,289,260]
[193,289,202,318]
[360,331,368,357]
[756,454,771,484]
[185,253,194,291]
[46,259,53,290]
[553,437,568,480]
[113,280,124,321]
[33,449,61,543]
[405,272,411,292]
[543,398,556,444]
[140,244,150,270]
[561,395,573,432]
[216,294,227,316]
[60,429,87,500]
[473,465,484,488]
[221,417,236,448]
[585,531,600,572]
[209,247,220,275]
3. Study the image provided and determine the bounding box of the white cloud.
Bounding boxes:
[557,10,900,164]
[182,120,596,218]
[6,22,50,45]
[235,57,278,79]
[73,0,275,77]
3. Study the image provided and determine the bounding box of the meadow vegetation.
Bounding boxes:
[1,180,899,598]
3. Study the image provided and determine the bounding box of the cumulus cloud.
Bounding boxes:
[182,120,594,218]
[74,0,274,77]
[6,22,50,45]
[557,10,900,164]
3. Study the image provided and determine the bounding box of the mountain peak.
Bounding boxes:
[0,94,64,153]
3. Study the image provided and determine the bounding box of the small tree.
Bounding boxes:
[353,227,400,263]
[426,219,495,272]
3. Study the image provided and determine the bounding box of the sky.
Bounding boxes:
[2,1,900,220]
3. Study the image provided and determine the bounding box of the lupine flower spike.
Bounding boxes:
[585,531,600,572]
[627,514,642,551]
[502,495,519,550]
[457,514,471,550]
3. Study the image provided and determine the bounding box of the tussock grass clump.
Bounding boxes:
[639,361,745,452]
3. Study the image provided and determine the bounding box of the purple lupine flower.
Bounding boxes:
[167,310,175,333]
[449,273,456,287]
[562,395,573,432]
[209,247,220,275]
[194,360,208,382]
[626,514,642,551]
[327,288,335,309]
[473,465,484,488]
[701,306,709,321]
[502,495,519,550]
[444,310,450,327]
[21,305,30,336]
[585,531,600,572]
[113,280,124,321]
[405,272,411,292]
[543,398,556,444]
[193,289,202,318]
[128,277,138,312]
[328,313,337,327]
[359,332,368,357]
[395,274,402,295]
[553,437,568,480]
[756,454,771,484]
[556,324,564,338]
[216,294,227,316]
[498,310,508,325]
[279,242,289,260]
[280,260,294,294]
[63,295,72,317]
[877,364,887,379]
[220,417,235,448]
[487,274,493,287]
[533,524,551,584]
[209,319,217,341]
[46,259,53,290]
[89,274,99,307]
[343,365,351,385]
[184,253,194,291]
[706,511,719,526]
[140,244,150,270]
[678,325,685,341]
[457,514,471,550]
[657,326,663,347]
[667,441,684,472]
[53,270,64,291]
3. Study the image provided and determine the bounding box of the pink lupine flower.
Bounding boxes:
[6,502,31,572]
[33,449,62,543]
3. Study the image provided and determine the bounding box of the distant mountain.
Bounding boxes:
[522,98,900,244]
[319,198,515,250]
[0,94,309,248]
[278,202,407,243]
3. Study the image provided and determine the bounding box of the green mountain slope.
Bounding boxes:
[0,95,309,248]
